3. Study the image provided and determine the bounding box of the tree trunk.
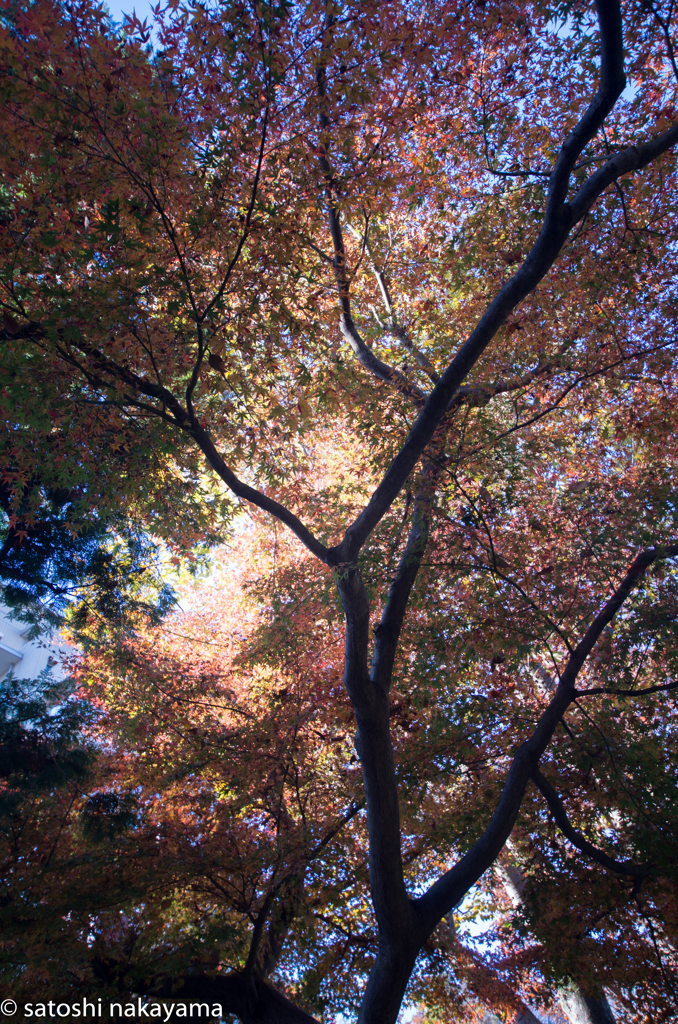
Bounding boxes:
[497,855,617,1024]
[558,983,617,1024]
[480,1007,543,1024]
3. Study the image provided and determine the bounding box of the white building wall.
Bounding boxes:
[0,607,71,681]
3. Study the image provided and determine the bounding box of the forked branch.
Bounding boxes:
[315,14,425,407]
[328,0,651,566]
[413,543,677,936]
[348,222,440,384]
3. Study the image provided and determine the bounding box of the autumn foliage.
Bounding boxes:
[2,0,678,1021]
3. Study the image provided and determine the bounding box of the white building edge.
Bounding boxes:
[0,604,71,682]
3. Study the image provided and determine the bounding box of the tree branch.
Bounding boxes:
[371,472,435,694]
[257,799,366,977]
[577,679,678,697]
[243,893,275,980]
[530,766,651,878]
[546,0,625,212]
[151,973,320,1024]
[186,419,330,563]
[3,322,331,565]
[352,485,438,954]
[413,543,674,935]
[446,348,574,413]
[329,0,636,565]
[201,85,271,322]
[568,121,678,222]
[315,18,425,407]
[333,560,415,947]
[447,931,545,1024]
[349,223,440,384]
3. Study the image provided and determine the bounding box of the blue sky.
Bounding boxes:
[105,0,156,26]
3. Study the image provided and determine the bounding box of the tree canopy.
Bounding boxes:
[1,0,678,1021]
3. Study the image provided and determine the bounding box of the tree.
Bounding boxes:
[1,0,678,1020]
[7,519,676,1022]
[0,474,178,634]
[0,671,96,980]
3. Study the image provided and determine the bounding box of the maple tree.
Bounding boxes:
[2,0,678,1020]
[5,521,677,1023]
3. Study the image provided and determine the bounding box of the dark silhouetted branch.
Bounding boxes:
[531,767,651,878]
